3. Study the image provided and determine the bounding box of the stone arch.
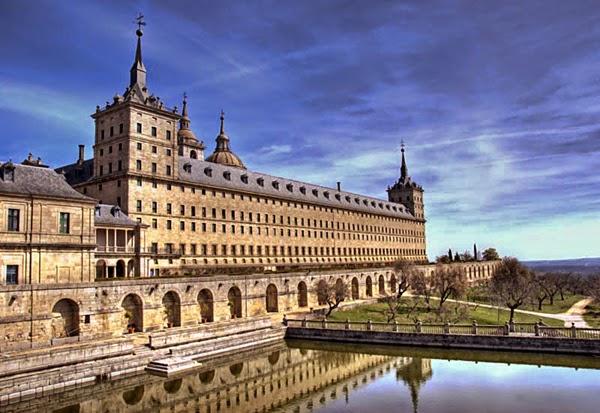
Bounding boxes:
[317,280,328,305]
[228,286,243,318]
[198,289,214,322]
[390,274,397,294]
[190,150,197,159]
[51,298,80,338]
[297,281,308,307]
[378,274,385,295]
[199,369,215,384]
[365,276,373,297]
[96,260,106,279]
[229,362,243,377]
[266,284,278,313]
[127,259,135,277]
[268,351,280,365]
[351,277,359,300]
[116,259,126,278]
[163,378,182,394]
[162,291,181,327]
[122,385,145,405]
[121,293,144,332]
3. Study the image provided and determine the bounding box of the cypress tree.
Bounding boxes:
[474,243,478,261]
[448,248,453,261]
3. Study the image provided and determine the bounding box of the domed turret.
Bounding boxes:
[205,111,246,169]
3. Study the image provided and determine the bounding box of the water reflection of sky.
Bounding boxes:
[317,359,600,413]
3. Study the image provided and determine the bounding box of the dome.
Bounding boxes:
[178,128,197,142]
[205,112,246,169]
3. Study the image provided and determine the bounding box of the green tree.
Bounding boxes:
[482,247,500,261]
[489,257,534,324]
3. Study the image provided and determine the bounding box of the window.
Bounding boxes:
[7,209,19,231]
[151,126,157,137]
[136,160,142,170]
[119,123,124,134]
[166,184,171,191]
[110,126,114,137]
[6,265,18,285]
[166,149,171,156]
[152,218,157,229]
[166,203,172,214]
[152,163,157,173]
[166,220,172,230]
[180,205,185,215]
[100,130,104,140]
[108,163,112,173]
[108,145,113,154]
[137,142,142,150]
[191,206,196,217]
[166,165,171,176]
[152,202,157,213]
[191,222,196,232]
[99,165,103,175]
[152,146,157,154]
[118,160,123,171]
[136,178,142,186]
[136,123,142,133]
[166,130,171,140]
[180,221,185,231]
[59,212,70,234]
[136,200,142,212]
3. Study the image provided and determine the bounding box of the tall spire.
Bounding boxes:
[400,140,409,183]
[130,13,147,89]
[180,92,190,130]
[219,110,225,135]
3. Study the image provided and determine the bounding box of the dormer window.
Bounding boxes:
[204,167,212,177]
[371,201,376,207]
[324,191,330,199]
[241,174,249,184]
[286,183,293,192]
[386,205,390,210]
[183,163,192,173]
[379,203,384,209]
[345,196,351,202]
[335,194,341,201]
[257,177,264,187]
[1,162,15,182]
[300,186,306,194]
[94,206,101,216]
[392,206,397,211]
[223,171,231,180]
[272,181,280,190]
[363,200,369,206]
[312,189,319,197]
[355,197,360,204]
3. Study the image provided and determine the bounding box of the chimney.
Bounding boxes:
[78,145,85,165]
[337,181,341,191]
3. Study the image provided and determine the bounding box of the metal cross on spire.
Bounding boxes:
[183,91,187,101]
[133,13,146,32]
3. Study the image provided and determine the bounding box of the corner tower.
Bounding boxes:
[387,143,425,220]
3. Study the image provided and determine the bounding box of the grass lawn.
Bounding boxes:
[328,299,564,327]
[583,301,600,328]
[464,289,586,315]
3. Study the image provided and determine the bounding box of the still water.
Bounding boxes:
[5,341,600,413]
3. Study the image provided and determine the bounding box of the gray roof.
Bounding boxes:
[179,157,416,220]
[94,204,141,227]
[55,159,94,186]
[0,161,94,201]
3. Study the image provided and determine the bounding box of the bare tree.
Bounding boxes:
[489,257,535,324]
[411,270,436,311]
[317,278,350,317]
[531,272,551,311]
[586,274,600,302]
[393,260,419,299]
[551,272,573,301]
[432,264,468,309]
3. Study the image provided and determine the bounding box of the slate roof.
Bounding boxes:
[94,204,141,227]
[0,161,94,201]
[179,157,417,220]
[55,159,95,186]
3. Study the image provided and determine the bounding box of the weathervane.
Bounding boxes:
[183,91,187,101]
[133,13,146,34]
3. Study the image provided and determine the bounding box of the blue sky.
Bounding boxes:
[1,0,599,260]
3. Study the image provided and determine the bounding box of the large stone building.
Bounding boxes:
[55,25,428,278]
[0,23,498,351]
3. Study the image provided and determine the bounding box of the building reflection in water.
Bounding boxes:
[10,344,433,413]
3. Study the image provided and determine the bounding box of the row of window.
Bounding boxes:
[136,202,424,237]
[5,210,70,234]
[151,243,426,258]
[99,123,172,141]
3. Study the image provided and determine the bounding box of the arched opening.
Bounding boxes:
[121,293,144,332]
[351,277,359,300]
[116,259,126,278]
[317,280,328,305]
[162,291,181,327]
[127,259,135,277]
[122,385,145,405]
[297,281,308,307]
[198,289,214,322]
[390,274,397,294]
[95,260,106,279]
[199,370,215,384]
[229,362,243,377]
[51,299,80,338]
[190,150,197,159]
[266,284,278,313]
[228,286,242,318]
[268,351,280,365]
[163,378,182,394]
[365,276,373,297]
[378,275,385,295]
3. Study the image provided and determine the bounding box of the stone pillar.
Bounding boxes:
[321,318,327,329]
[345,318,350,330]
[444,321,450,334]
[367,319,372,331]
[393,320,398,332]
[534,322,540,336]
[571,322,577,338]
[416,320,422,333]
[472,320,478,335]
[282,314,288,326]
[302,317,307,328]
[504,322,510,336]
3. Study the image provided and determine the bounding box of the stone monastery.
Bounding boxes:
[0,23,494,351]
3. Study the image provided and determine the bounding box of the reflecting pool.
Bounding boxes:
[4,340,600,413]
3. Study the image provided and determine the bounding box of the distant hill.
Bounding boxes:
[524,257,600,276]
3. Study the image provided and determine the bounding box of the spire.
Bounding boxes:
[179,92,190,130]
[216,110,230,151]
[220,110,225,135]
[130,13,147,89]
[400,140,409,183]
